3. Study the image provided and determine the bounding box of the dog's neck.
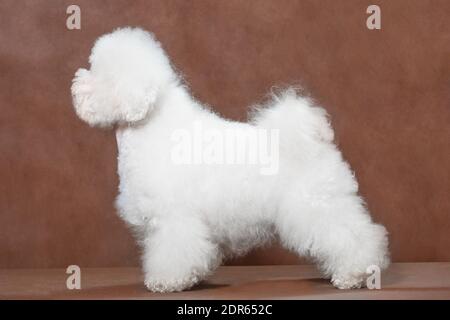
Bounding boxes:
[114,83,205,152]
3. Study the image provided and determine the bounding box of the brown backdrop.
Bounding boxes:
[0,0,449,268]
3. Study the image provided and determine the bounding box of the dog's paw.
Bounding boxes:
[331,274,365,289]
[144,274,201,293]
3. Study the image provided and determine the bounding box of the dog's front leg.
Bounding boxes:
[141,214,220,292]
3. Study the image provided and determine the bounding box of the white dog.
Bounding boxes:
[71,27,389,292]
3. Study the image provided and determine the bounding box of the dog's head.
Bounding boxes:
[71,27,175,128]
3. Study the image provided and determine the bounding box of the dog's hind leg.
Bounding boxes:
[141,214,220,292]
[275,193,389,289]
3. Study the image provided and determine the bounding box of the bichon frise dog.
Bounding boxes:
[71,27,389,292]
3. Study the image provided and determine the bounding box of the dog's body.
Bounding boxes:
[72,27,389,292]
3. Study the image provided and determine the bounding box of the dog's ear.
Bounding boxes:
[71,27,175,128]
[114,80,158,124]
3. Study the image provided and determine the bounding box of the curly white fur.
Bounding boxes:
[71,27,389,292]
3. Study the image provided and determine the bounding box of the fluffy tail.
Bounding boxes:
[251,89,334,157]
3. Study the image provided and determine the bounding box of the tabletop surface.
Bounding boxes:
[1,263,449,299]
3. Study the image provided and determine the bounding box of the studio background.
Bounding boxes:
[0,0,449,268]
